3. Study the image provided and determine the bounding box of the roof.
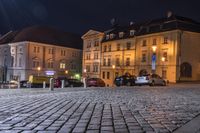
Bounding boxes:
[0,26,82,49]
[102,15,200,42]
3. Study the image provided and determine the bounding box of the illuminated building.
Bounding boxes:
[0,26,82,82]
[83,14,200,86]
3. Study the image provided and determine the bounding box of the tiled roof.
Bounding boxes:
[0,26,82,49]
[102,15,200,42]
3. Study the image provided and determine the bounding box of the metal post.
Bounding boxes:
[49,78,54,91]
[61,80,65,88]
[43,81,46,88]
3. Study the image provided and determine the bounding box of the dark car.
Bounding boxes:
[114,75,136,86]
[65,79,83,87]
[86,78,105,87]
[20,80,28,88]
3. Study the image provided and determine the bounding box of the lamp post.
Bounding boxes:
[37,67,41,76]
[112,65,115,87]
[161,57,165,78]
[152,46,157,74]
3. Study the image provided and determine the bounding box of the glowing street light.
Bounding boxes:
[37,67,41,76]
[152,46,157,53]
[161,57,166,62]
[84,69,87,73]
[65,70,68,74]
[112,65,115,69]
[112,65,115,87]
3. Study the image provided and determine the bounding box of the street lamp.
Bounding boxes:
[37,67,41,76]
[112,65,115,87]
[65,70,68,74]
[151,46,157,74]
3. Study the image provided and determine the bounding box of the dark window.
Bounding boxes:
[107,58,111,66]
[116,58,120,66]
[142,53,146,62]
[126,58,130,66]
[108,45,111,52]
[107,72,110,79]
[126,42,131,50]
[163,37,168,44]
[163,52,168,61]
[104,45,107,52]
[103,58,106,66]
[102,72,105,79]
[142,40,147,47]
[162,70,167,79]
[117,44,120,51]
[153,39,157,45]
[180,62,192,77]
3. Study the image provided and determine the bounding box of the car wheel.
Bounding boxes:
[150,81,155,86]
[70,84,74,87]
[162,81,166,86]
[126,82,131,86]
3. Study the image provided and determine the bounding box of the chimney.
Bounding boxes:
[167,11,173,18]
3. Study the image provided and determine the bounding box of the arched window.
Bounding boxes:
[139,69,148,76]
[180,62,192,77]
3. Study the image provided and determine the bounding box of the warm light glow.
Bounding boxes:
[65,70,68,74]
[112,65,115,69]
[152,46,157,52]
[37,67,41,71]
[84,69,87,73]
[161,57,165,62]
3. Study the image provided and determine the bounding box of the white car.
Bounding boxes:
[135,74,167,86]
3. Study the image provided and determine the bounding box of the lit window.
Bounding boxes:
[110,34,115,39]
[60,63,66,69]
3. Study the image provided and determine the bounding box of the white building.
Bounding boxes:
[0,26,82,82]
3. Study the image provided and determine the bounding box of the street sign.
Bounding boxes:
[152,54,156,70]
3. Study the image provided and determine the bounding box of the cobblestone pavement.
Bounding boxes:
[0,84,200,133]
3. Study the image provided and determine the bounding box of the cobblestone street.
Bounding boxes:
[0,84,200,133]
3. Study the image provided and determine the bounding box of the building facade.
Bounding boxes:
[82,30,104,78]
[0,26,82,82]
[83,15,200,86]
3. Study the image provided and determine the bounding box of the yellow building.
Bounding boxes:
[83,15,200,86]
[82,30,104,78]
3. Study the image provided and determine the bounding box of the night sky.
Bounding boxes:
[0,0,200,35]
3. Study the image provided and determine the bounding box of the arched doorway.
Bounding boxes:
[139,69,148,76]
[180,62,192,77]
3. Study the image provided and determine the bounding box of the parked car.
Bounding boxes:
[86,78,105,87]
[20,80,28,88]
[114,75,136,86]
[65,79,83,87]
[135,74,167,86]
[54,79,62,88]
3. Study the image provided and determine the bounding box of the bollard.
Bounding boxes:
[49,78,54,91]
[61,80,65,88]
[83,77,87,88]
[43,81,46,88]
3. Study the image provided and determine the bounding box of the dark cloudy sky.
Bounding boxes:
[0,0,200,35]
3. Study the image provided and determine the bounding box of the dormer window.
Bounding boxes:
[119,32,124,38]
[110,34,115,39]
[106,35,109,40]
[130,30,135,36]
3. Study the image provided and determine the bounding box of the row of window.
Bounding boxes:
[85,53,99,60]
[141,51,168,63]
[103,58,131,66]
[142,37,168,47]
[103,42,132,52]
[106,30,135,40]
[33,46,79,57]
[86,40,100,48]
[32,61,77,70]
[85,64,99,73]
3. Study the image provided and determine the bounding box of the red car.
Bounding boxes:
[86,78,105,87]
[54,79,62,88]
